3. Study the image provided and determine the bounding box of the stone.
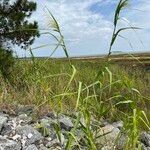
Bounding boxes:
[0,113,8,117]
[46,139,61,148]
[0,136,21,150]
[140,132,150,147]
[95,124,120,147]
[141,143,150,150]
[141,143,148,150]
[50,147,61,150]
[0,115,8,131]
[46,133,65,148]
[40,118,52,129]
[47,112,56,119]
[101,146,114,150]
[112,121,123,130]
[16,105,34,115]
[99,124,115,135]
[116,134,128,150]
[12,134,22,141]
[1,122,13,136]
[26,144,38,150]
[39,144,49,150]
[59,116,73,131]
[18,114,32,124]
[16,125,43,146]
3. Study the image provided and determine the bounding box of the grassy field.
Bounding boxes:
[1,53,149,115]
[0,53,150,149]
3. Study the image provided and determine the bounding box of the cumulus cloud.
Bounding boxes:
[16,0,150,57]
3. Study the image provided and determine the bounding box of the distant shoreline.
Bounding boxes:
[18,51,150,60]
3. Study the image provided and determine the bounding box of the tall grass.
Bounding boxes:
[108,0,140,59]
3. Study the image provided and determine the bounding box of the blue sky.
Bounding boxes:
[89,1,116,17]
[15,0,150,57]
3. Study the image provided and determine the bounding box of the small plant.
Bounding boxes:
[0,48,14,82]
[35,123,50,137]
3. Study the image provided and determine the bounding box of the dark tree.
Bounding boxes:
[0,0,39,49]
[0,0,39,82]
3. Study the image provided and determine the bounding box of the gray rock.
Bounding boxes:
[95,124,120,147]
[141,143,150,150]
[101,146,114,150]
[0,113,8,117]
[59,116,73,131]
[116,134,128,150]
[46,139,61,148]
[0,136,21,150]
[140,132,150,147]
[16,125,43,146]
[141,144,150,150]
[16,105,34,115]
[112,121,123,130]
[1,122,13,136]
[0,115,8,131]
[46,133,65,148]
[141,143,148,150]
[40,117,57,127]
[99,119,109,127]
[40,118,52,129]
[47,112,56,119]
[18,114,32,124]
[50,147,62,150]
[39,144,49,150]
[26,144,38,150]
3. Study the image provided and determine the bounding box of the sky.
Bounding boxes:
[15,0,150,57]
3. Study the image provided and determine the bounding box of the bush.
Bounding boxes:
[0,48,14,82]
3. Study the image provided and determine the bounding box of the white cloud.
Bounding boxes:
[26,0,113,57]
[17,0,150,57]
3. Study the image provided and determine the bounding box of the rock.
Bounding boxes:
[11,134,22,141]
[46,139,61,148]
[141,143,150,150]
[37,118,57,138]
[39,144,49,150]
[140,132,150,147]
[26,144,38,150]
[16,125,43,146]
[1,122,13,136]
[0,115,8,131]
[99,124,115,134]
[0,113,8,117]
[59,116,73,131]
[95,124,120,147]
[45,133,65,148]
[47,112,56,119]
[116,134,128,150]
[141,143,148,150]
[0,136,21,150]
[18,114,32,124]
[50,147,61,150]
[99,119,109,127]
[112,121,123,130]
[101,146,114,150]
[16,105,34,115]
[40,118,52,129]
